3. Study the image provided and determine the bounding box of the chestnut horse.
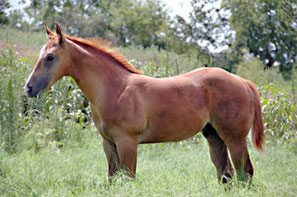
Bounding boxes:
[25,23,265,183]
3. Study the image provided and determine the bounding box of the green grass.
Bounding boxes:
[0,130,296,196]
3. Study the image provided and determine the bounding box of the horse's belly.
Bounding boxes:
[138,112,207,144]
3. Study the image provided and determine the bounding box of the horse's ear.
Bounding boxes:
[55,22,65,45]
[45,23,54,38]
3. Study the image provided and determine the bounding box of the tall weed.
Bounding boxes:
[0,45,29,152]
[259,83,297,150]
[0,46,90,153]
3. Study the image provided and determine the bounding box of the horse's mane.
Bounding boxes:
[65,35,143,74]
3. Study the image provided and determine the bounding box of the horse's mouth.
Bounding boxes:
[24,76,50,98]
[24,87,43,98]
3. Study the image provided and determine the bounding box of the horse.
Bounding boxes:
[24,23,265,183]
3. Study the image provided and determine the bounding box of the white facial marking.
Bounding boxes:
[39,44,46,59]
[25,44,46,87]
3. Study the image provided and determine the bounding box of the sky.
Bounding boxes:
[9,0,192,19]
[8,0,28,9]
[162,0,191,20]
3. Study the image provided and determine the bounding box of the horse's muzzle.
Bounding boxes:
[24,83,36,98]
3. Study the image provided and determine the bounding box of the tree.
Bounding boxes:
[173,0,232,52]
[0,0,10,26]
[22,0,171,48]
[227,0,297,79]
[177,0,296,78]
[172,0,235,69]
[108,0,170,48]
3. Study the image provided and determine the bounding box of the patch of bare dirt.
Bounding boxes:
[0,40,30,57]
[0,40,6,51]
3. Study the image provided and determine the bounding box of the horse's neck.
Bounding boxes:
[68,42,130,107]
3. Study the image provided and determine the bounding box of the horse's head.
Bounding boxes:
[25,23,70,97]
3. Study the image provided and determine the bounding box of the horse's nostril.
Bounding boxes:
[26,84,32,93]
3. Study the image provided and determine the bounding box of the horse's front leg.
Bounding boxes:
[103,139,120,179]
[115,135,138,178]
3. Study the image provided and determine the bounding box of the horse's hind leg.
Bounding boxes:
[202,124,233,183]
[226,139,253,182]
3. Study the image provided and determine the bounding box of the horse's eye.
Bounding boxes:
[46,55,54,62]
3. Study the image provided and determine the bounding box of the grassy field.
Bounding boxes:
[0,28,296,196]
[1,131,296,196]
[1,131,297,196]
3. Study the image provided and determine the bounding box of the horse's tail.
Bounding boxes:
[246,80,265,153]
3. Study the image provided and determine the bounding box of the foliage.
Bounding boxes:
[175,0,297,78]
[7,9,29,29]
[259,84,297,149]
[0,45,28,152]
[227,0,297,79]
[235,57,287,87]
[0,45,90,153]
[108,0,170,48]
[21,78,91,152]
[21,0,171,48]
[0,0,10,26]
[172,0,240,71]
[178,0,232,50]
[120,45,206,77]
[5,0,211,56]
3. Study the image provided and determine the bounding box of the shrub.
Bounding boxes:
[259,83,297,150]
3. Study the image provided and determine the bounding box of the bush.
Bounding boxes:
[259,83,297,150]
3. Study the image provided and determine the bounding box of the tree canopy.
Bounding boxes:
[180,0,296,78]
[21,0,171,48]
[0,0,10,26]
